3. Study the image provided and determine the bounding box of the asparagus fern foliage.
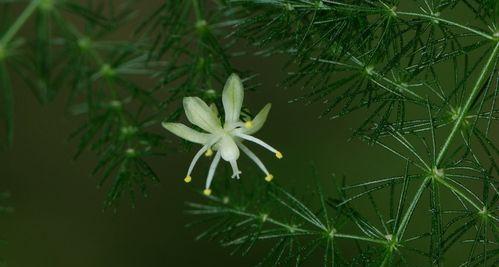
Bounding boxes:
[0,0,497,265]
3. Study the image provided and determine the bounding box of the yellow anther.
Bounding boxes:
[203,188,212,196]
[275,151,283,159]
[184,176,192,183]
[205,148,213,157]
[265,174,274,182]
[244,120,253,129]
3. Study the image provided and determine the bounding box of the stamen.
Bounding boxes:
[203,188,212,196]
[205,148,214,157]
[205,151,221,191]
[186,140,217,177]
[235,133,281,157]
[265,174,274,182]
[184,176,192,183]
[244,120,253,129]
[237,141,270,176]
[225,121,247,131]
[229,160,242,179]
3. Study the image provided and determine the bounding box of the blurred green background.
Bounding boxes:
[0,51,401,266]
[0,2,491,267]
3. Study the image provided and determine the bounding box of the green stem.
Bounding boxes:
[334,233,386,245]
[436,177,481,211]
[349,55,423,100]
[223,207,390,246]
[396,176,431,240]
[393,42,498,246]
[0,0,40,45]
[436,42,499,165]
[226,208,311,234]
[380,249,394,267]
[191,0,202,21]
[52,10,104,65]
[397,11,494,40]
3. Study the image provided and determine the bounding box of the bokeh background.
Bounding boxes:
[0,1,492,267]
[0,54,402,267]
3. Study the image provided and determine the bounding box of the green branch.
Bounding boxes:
[396,176,430,240]
[191,0,202,21]
[393,42,499,244]
[396,11,494,41]
[349,55,424,100]
[436,42,499,165]
[435,177,481,211]
[288,1,494,40]
[0,0,39,46]
[334,233,386,245]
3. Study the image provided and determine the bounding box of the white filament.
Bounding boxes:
[237,141,270,176]
[205,151,222,189]
[235,133,279,154]
[187,139,218,176]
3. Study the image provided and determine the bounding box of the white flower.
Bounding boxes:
[162,74,282,196]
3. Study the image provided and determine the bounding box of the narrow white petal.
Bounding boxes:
[205,151,221,190]
[242,103,271,135]
[183,97,222,133]
[229,160,241,179]
[162,122,212,144]
[237,141,270,175]
[222,74,244,124]
[235,133,281,157]
[219,136,240,162]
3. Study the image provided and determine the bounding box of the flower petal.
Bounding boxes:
[210,103,219,117]
[222,73,244,124]
[162,122,212,144]
[243,103,271,135]
[183,97,222,133]
[219,136,240,162]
